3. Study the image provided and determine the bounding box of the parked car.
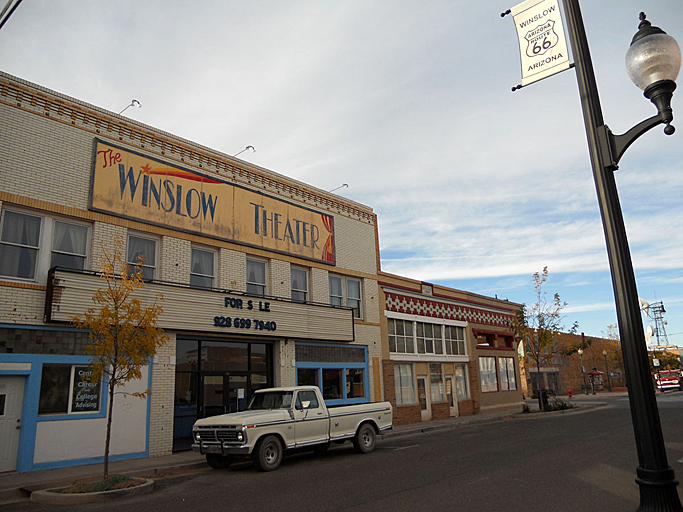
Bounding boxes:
[192,386,393,471]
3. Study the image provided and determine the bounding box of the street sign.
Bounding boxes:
[653,358,660,367]
[510,0,570,86]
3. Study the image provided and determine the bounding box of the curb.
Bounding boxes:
[30,478,155,505]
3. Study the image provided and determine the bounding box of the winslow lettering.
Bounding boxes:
[518,5,555,28]
[118,165,218,222]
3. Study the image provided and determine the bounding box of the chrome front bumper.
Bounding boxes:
[192,443,250,456]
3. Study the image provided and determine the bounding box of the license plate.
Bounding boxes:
[203,444,221,454]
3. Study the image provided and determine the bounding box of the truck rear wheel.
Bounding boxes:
[206,454,231,469]
[253,435,283,472]
[353,424,376,454]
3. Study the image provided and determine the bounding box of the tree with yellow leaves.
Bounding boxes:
[72,238,168,480]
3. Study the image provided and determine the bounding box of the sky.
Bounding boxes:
[1,1,682,343]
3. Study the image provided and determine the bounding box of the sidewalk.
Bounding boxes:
[0,394,615,506]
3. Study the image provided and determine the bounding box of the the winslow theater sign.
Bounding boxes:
[90,140,336,264]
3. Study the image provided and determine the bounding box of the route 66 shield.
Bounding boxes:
[524,19,560,57]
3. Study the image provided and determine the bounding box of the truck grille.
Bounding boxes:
[195,428,240,443]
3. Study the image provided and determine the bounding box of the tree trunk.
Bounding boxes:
[536,358,544,411]
[104,378,115,480]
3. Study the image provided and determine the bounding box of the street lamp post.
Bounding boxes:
[577,348,588,395]
[603,349,612,392]
[562,2,682,510]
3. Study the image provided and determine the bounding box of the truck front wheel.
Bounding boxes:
[206,454,231,469]
[353,424,376,454]
[253,435,283,472]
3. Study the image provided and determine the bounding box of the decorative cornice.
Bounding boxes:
[384,290,514,328]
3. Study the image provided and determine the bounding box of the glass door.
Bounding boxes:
[417,376,431,421]
[227,375,248,412]
[446,376,458,417]
[202,373,226,417]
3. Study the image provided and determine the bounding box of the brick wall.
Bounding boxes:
[431,401,451,420]
[0,287,44,325]
[91,222,127,270]
[218,248,245,291]
[269,260,290,298]
[148,334,176,457]
[458,399,474,416]
[160,237,191,283]
[276,340,296,386]
[394,405,421,425]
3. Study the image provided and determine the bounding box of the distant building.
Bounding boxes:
[519,332,626,396]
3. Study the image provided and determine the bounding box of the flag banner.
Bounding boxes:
[511,0,570,86]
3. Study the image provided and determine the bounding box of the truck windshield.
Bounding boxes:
[247,391,294,410]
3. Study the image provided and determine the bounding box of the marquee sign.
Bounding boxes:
[90,140,336,264]
[46,268,355,342]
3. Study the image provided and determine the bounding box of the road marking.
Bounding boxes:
[393,445,419,451]
[576,463,638,504]
[467,477,490,486]
[678,457,683,464]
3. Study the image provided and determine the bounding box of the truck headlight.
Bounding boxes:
[237,431,244,442]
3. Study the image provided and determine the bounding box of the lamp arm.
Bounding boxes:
[598,111,670,169]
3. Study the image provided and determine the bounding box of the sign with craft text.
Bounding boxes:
[511,0,570,86]
[90,141,336,264]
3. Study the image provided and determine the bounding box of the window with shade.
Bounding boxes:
[291,267,308,302]
[0,208,89,283]
[190,247,215,288]
[127,234,157,280]
[247,259,267,296]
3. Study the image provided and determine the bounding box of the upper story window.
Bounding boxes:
[388,316,467,358]
[0,208,89,283]
[388,318,414,354]
[417,322,443,355]
[190,247,215,288]
[247,259,267,296]
[291,267,308,302]
[127,234,157,280]
[329,275,363,319]
[444,326,466,355]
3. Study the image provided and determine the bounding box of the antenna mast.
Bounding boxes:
[648,301,670,347]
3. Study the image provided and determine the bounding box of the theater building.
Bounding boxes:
[0,71,382,472]
[379,273,523,425]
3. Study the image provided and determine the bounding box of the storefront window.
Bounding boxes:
[297,368,319,387]
[346,368,364,399]
[455,363,470,399]
[38,364,101,415]
[200,342,248,372]
[394,363,416,405]
[323,369,342,400]
[479,357,498,393]
[499,357,517,391]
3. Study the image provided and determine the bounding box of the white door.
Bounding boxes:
[0,376,25,472]
[417,376,431,421]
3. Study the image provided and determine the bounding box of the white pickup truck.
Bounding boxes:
[192,386,393,471]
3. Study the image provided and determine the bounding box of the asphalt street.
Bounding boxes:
[8,392,683,512]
